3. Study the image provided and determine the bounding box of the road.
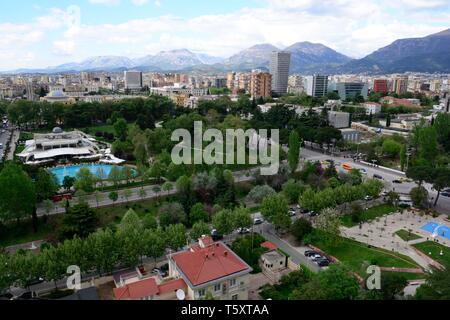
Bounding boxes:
[37,170,255,216]
[0,127,11,161]
[301,148,450,215]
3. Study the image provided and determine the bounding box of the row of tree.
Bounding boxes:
[0,209,187,291]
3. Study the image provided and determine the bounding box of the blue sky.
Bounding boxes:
[0,0,449,70]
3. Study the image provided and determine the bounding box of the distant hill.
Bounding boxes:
[4,29,450,74]
[335,28,450,74]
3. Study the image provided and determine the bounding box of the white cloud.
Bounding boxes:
[0,0,449,70]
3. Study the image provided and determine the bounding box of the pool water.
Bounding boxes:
[421,222,450,240]
[49,164,129,185]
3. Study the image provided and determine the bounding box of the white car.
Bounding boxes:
[253,218,264,225]
[237,227,251,234]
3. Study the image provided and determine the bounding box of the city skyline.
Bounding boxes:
[0,0,449,71]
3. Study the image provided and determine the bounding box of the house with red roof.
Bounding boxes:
[113,276,187,301]
[168,235,253,300]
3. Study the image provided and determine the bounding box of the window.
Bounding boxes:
[230,279,236,287]
[232,294,239,300]
[198,289,206,297]
[214,284,221,292]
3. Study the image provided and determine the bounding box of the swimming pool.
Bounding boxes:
[49,164,129,185]
[421,222,450,240]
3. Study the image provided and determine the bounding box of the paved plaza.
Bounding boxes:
[341,210,450,270]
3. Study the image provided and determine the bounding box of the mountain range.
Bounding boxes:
[5,28,450,75]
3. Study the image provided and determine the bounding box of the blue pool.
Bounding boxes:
[50,164,128,185]
[421,222,450,240]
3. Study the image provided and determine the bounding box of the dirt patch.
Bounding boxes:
[248,273,273,301]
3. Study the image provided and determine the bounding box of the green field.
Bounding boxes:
[307,230,421,276]
[413,241,450,266]
[341,204,397,227]
[395,229,422,242]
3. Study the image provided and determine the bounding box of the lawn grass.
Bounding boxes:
[413,241,450,266]
[341,204,397,227]
[395,229,422,242]
[0,215,62,248]
[306,230,420,276]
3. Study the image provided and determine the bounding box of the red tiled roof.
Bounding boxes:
[261,241,278,251]
[113,277,159,300]
[158,278,187,295]
[172,242,250,286]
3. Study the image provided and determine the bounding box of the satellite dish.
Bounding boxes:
[176,289,186,301]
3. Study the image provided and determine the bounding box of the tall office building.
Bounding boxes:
[373,79,388,94]
[26,79,35,101]
[393,77,408,95]
[124,71,143,90]
[304,75,328,97]
[269,51,291,95]
[250,72,272,99]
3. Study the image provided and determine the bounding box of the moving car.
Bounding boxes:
[392,180,402,184]
[373,174,383,180]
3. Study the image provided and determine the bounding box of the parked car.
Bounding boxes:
[304,250,319,257]
[317,259,330,267]
[237,227,251,234]
[308,211,318,217]
[441,192,450,198]
[253,218,264,225]
[211,229,224,241]
[288,209,297,217]
[373,174,383,180]
[364,195,373,201]
[310,254,323,261]
[392,180,402,184]
[359,168,367,175]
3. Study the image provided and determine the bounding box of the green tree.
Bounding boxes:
[114,118,128,142]
[415,263,450,300]
[162,181,174,196]
[282,180,305,204]
[288,130,301,171]
[165,224,187,251]
[0,163,36,226]
[400,145,407,171]
[34,169,59,202]
[261,194,290,231]
[190,203,209,224]
[212,209,234,235]
[315,208,342,247]
[232,207,252,230]
[431,168,450,207]
[59,203,98,240]
[74,168,96,193]
[159,202,186,227]
[291,218,313,242]
[108,165,123,189]
[62,176,76,191]
[293,264,360,300]
[108,191,119,207]
[246,185,276,203]
[190,221,211,240]
[410,186,429,209]
[85,229,119,275]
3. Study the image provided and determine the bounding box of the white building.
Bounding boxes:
[362,102,382,115]
[17,128,103,165]
[328,111,350,129]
